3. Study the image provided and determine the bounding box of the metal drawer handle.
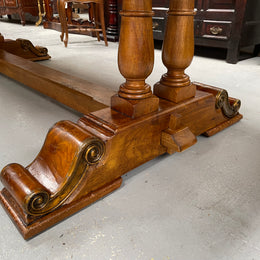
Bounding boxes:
[152,21,159,30]
[210,26,223,35]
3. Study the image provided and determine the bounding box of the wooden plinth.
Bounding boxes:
[111,94,159,118]
[0,83,242,239]
[0,178,122,239]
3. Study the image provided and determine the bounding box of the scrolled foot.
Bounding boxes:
[195,82,241,119]
[0,120,106,217]
[0,35,51,61]
[216,89,241,118]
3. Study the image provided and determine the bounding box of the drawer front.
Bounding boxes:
[5,0,18,7]
[204,0,235,10]
[201,20,232,40]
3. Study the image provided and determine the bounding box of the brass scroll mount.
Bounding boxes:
[18,39,49,57]
[195,82,241,119]
[26,137,105,216]
[210,26,223,35]
[216,89,241,118]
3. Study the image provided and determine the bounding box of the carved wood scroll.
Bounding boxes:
[0,34,50,61]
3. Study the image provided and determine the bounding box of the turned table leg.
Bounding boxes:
[111,0,159,118]
[0,0,242,240]
[154,0,196,103]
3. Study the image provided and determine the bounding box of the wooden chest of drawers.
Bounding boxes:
[0,0,38,25]
[152,0,260,63]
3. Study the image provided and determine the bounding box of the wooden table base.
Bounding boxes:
[0,81,242,239]
[0,0,242,239]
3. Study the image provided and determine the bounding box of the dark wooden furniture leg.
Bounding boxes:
[225,0,247,64]
[105,0,119,42]
[253,44,260,56]
[226,45,240,64]
[0,0,242,240]
[58,0,108,47]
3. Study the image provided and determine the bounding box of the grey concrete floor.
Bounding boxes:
[0,19,260,260]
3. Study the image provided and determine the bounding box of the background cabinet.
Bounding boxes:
[194,0,260,63]
[151,0,260,63]
[0,0,39,25]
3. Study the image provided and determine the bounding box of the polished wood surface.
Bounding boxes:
[0,33,50,61]
[0,50,114,114]
[111,0,159,118]
[154,0,196,103]
[0,0,242,239]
